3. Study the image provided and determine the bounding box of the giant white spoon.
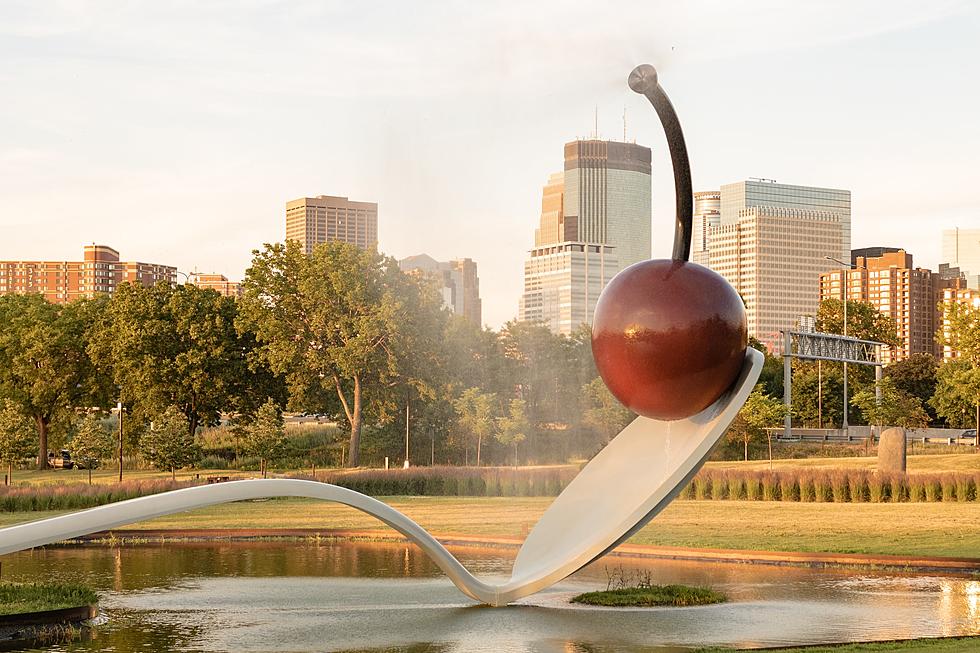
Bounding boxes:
[0,348,761,606]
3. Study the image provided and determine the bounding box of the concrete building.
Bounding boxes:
[285,195,378,254]
[399,254,482,326]
[189,273,242,298]
[819,249,949,363]
[942,227,980,288]
[704,180,851,352]
[519,139,649,335]
[0,244,176,304]
[940,285,980,360]
[692,191,721,266]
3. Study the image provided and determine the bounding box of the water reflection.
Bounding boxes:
[2,541,979,652]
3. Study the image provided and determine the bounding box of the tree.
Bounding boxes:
[496,399,529,468]
[851,376,929,432]
[140,405,201,479]
[0,295,107,468]
[69,414,116,484]
[93,283,266,440]
[240,399,287,478]
[239,240,434,467]
[935,298,980,439]
[726,387,786,463]
[931,360,980,430]
[884,353,939,424]
[815,299,900,348]
[454,387,497,466]
[581,377,633,448]
[0,399,35,484]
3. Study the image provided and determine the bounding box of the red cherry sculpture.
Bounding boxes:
[592,260,747,421]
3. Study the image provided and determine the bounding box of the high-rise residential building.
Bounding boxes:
[189,273,242,298]
[704,179,851,352]
[518,139,649,335]
[819,249,951,363]
[0,244,176,304]
[940,285,980,360]
[692,191,721,266]
[285,195,378,254]
[399,254,482,326]
[942,227,980,288]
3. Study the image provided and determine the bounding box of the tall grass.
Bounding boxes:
[682,469,980,504]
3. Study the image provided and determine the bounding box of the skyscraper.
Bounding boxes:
[704,179,851,352]
[692,191,721,266]
[562,140,652,270]
[518,139,650,335]
[942,227,980,288]
[285,195,378,254]
[399,254,482,327]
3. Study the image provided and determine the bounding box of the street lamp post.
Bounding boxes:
[825,256,865,432]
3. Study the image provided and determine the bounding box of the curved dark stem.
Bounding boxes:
[630,65,693,262]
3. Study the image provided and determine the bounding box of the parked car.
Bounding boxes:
[47,449,74,469]
[964,429,977,443]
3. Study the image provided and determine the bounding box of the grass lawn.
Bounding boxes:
[572,584,725,607]
[706,453,980,474]
[698,637,980,652]
[0,583,97,615]
[2,497,979,558]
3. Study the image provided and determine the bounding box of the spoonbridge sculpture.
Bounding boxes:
[0,65,762,607]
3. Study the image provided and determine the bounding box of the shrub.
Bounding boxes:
[941,475,957,502]
[694,475,711,500]
[830,472,850,503]
[799,474,816,502]
[711,472,728,501]
[868,473,886,503]
[779,474,800,502]
[955,475,974,502]
[728,475,747,501]
[889,474,907,503]
[761,473,780,501]
[813,472,832,503]
[745,473,763,501]
[923,476,943,502]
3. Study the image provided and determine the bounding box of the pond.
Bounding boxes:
[2,540,979,652]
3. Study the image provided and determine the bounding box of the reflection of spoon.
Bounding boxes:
[0,348,761,606]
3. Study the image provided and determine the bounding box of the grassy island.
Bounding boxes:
[0,583,98,616]
[572,583,726,607]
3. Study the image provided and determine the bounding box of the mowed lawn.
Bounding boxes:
[3,497,979,558]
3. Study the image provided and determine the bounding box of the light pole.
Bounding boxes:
[825,256,863,431]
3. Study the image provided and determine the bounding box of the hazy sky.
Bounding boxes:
[2,1,978,327]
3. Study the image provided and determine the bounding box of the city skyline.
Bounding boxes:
[1,2,978,327]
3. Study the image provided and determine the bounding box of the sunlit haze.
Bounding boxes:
[1,0,978,327]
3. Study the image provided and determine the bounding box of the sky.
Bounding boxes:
[1,0,978,328]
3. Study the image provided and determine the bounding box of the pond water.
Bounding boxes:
[2,540,979,652]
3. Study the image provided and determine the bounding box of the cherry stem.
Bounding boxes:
[629,64,693,262]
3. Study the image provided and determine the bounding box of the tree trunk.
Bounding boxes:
[348,376,362,467]
[767,434,773,471]
[88,467,93,485]
[6,462,11,485]
[476,435,482,467]
[36,415,49,470]
[514,442,519,470]
[171,466,176,481]
[744,438,748,461]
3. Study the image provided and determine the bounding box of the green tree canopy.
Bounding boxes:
[581,377,633,449]
[240,398,287,477]
[453,387,497,466]
[884,353,939,424]
[140,405,201,479]
[930,360,980,429]
[815,299,900,348]
[0,399,36,484]
[239,240,439,467]
[496,398,529,467]
[92,282,270,439]
[69,414,116,483]
[851,376,929,430]
[0,294,107,468]
[726,387,786,461]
